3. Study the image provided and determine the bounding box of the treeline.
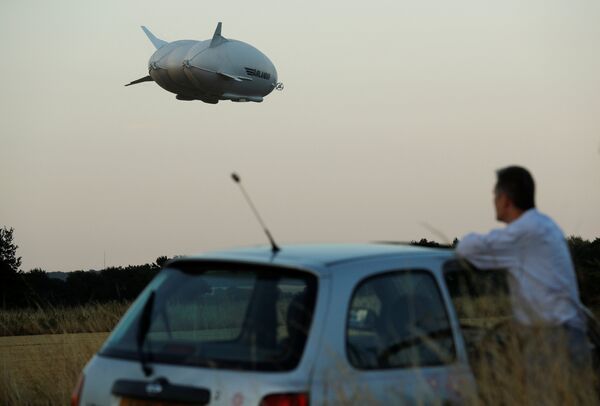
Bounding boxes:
[568,237,600,309]
[1,259,167,309]
[0,227,174,309]
[1,225,600,310]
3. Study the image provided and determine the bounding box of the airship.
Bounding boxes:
[126,23,282,104]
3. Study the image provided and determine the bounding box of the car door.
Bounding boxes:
[312,264,476,405]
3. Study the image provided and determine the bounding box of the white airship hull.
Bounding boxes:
[127,23,279,104]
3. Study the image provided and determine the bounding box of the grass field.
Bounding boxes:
[2,302,599,405]
[2,330,597,405]
[0,301,130,337]
[0,332,108,405]
[0,302,126,405]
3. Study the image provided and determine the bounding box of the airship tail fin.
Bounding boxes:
[125,75,154,87]
[141,26,168,49]
[210,22,227,48]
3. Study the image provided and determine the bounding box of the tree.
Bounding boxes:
[155,256,169,268]
[0,226,21,272]
[1,226,24,308]
[410,238,454,249]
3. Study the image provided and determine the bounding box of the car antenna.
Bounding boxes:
[231,172,280,253]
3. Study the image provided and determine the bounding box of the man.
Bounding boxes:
[456,166,589,366]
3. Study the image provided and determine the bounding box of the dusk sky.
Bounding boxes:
[2,0,599,271]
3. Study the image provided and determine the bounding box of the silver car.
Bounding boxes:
[73,243,494,406]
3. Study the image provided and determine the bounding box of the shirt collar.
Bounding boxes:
[511,207,538,225]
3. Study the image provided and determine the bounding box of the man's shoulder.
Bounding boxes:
[516,209,565,239]
[515,208,549,226]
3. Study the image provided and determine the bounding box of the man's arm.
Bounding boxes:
[456,228,519,270]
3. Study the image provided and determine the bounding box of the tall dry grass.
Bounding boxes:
[0,332,108,405]
[1,302,129,405]
[0,301,130,336]
[452,292,599,405]
[471,324,599,405]
[1,301,599,405]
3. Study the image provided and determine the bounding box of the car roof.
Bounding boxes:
[178,243,454,271]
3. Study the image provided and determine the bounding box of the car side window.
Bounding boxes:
[346,270,455,370]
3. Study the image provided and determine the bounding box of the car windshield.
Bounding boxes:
[100,261,318,371]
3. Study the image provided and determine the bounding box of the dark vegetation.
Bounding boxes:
[1,226,167,309]
[569,236,600,310]
[1,226,600,310]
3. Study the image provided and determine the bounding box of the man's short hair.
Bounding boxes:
[495,166,536,210]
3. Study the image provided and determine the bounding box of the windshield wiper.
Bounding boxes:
[137,290,156,377]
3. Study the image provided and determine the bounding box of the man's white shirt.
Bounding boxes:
[456,208,585,329]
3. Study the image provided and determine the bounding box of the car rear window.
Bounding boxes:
[100,261,318,371]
